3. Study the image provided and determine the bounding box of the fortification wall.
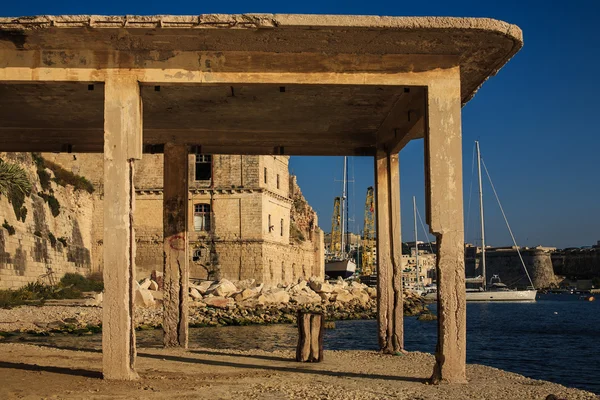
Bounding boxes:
[551,250,600,279]
[483,249,557,288]
[0,153,94,289]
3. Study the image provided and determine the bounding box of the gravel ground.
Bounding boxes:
[0,343,597,399]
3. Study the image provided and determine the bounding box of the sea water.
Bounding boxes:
[11,294,600,394]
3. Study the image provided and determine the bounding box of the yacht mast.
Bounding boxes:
[340,156,347,257]
[413,196,419,290]
[476,141,487,291]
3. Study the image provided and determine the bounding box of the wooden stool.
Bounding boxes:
[296,311,324,362]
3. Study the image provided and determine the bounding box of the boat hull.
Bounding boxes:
[424,289,537,302]
[325,259,356,279]
[466,289,537,302]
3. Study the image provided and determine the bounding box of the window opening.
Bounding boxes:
[195,154,212,181]
[194,203,211,232]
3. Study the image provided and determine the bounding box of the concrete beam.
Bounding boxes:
[376,89,426,153]
[163,143,189,348]
[374,149,403,354]
[424,67,467,384]
[102,75,142,380]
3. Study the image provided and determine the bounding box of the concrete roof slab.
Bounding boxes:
[0,14,522,103]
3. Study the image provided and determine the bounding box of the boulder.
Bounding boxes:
[148,280,159,291]
[149,290,163,301]
[233,288,258,302]
[191,280,214,295]
[288,280,308,294]
[262,290,290,304]
[135,288,156,307]
[292,294,322,305]
[350,288,370,305]
[235,279,256,290]
[309,280,334,293]
[318,292,331,302]
[151,270,164,290]
[349,281,367,290]
[139,278,152,290]
[206,279,238,297]
[334,289,354,303]
[205,296,234,309]
[366,287,377,298]
[189,288,203,300]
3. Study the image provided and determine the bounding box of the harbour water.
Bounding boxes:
[10,294,600,394]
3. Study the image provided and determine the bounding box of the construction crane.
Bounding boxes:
[361,186,376,276]
[329,196,342,255]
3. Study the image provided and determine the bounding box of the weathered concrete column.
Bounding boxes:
[103,75,143,380]
[424,68,467,384]
[374,150,403,354]
[163,143,189,348]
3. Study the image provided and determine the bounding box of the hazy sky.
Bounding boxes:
[4,0,599,248]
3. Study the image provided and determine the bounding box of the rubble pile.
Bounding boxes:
[132,273,429,328]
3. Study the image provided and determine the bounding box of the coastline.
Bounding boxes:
[0,343,596,399]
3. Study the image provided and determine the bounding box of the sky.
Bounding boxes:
[3,0,599,248]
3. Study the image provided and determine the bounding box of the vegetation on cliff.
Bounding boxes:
[0,157,32,222]
[31,153,94,194]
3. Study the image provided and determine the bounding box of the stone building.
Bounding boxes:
[402,252,436,290]
[43,152,324,285]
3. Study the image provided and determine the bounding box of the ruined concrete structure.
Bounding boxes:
[0,153,94,289]
[0,14,523,383]
[43,153,324,285]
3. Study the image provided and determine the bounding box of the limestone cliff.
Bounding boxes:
[289,175,318,244]
[0,153,94,289]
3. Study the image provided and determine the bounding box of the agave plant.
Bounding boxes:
[0,159,32,198]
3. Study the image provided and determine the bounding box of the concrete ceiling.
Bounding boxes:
[0,82,423,155]
[0,14,522,155]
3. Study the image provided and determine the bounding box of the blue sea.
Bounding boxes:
[12,293,600,394]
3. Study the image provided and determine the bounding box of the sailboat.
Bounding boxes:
[407,196,425,295]
[425,141,537,302]
[325,156,357,279]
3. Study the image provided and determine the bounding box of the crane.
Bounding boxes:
[329,196,342,255]
[361,186,376,276]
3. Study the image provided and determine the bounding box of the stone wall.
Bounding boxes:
[0,153,94,289]
[43,153,324,285]
[468,248,557,289]
[551,250,600,279]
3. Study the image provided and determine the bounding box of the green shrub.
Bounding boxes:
[31,153,94,194]
[2,220,15,235]
[60,272,103,292]
[290,222,305,242]
[0,274,105,307]
[38,192,60,217]
[19,206,27,222]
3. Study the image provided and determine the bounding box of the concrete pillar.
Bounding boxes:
[163,143,189,348]
[374,150,403,354]
[424,68,467,384]
[102,75,143,380]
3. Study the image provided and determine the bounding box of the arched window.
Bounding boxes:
[194,203,211,232]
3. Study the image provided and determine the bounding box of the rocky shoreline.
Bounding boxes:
[0,277,433,334]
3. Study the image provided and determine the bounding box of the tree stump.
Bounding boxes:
[296,312,324,362]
